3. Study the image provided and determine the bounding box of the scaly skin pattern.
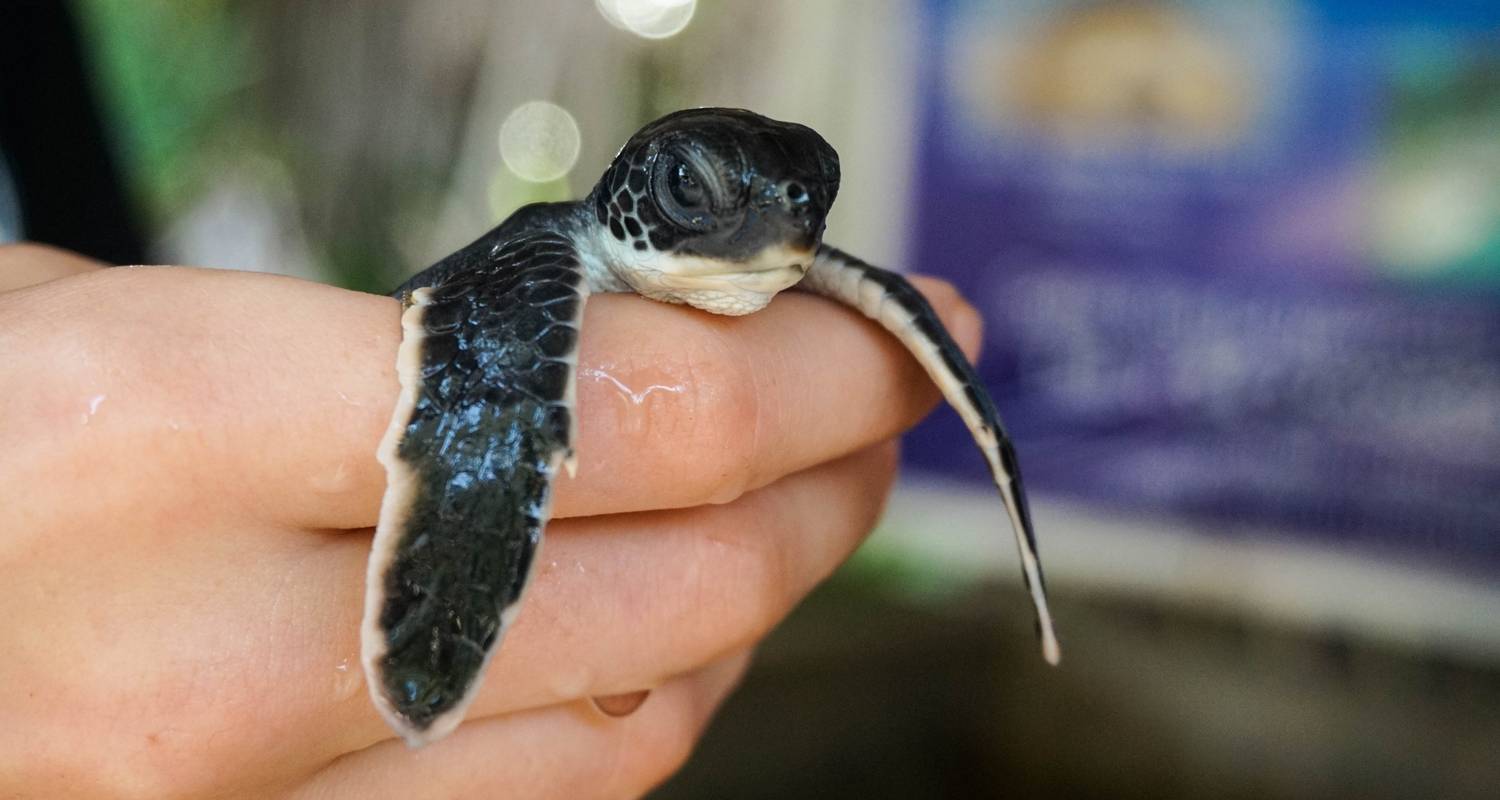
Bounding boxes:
[365,108,1058,746]
[802,245,1059,665]
[366,231,588,744]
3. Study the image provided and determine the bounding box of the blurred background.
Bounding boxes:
[3,1,1498,797]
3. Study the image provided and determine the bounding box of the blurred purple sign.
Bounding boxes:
[906,0,1500,572]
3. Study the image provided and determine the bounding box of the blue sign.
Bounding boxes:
[906,0,1500,572]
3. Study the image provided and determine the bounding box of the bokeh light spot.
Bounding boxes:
[596,0,697,40]
[498,101,582,183]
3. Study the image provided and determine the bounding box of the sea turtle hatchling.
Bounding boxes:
[364,107,1060,746]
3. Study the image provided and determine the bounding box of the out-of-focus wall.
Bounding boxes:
[78,0,920,289]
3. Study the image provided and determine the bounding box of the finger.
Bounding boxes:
[2,265,975,530]
[466,441,899,723]
[0,243,105,292]
[291,649,751,800]
[553,272,981,518]
[0,266,399,547]
[235,442,893,761]
[0,429,889,790]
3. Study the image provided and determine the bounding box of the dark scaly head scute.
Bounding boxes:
[589,108,841,262]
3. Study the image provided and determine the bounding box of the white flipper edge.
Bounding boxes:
[802,246,1061,666]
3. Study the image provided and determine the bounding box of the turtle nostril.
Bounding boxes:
[783,181,808,205]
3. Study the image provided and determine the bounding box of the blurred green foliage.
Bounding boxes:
[75,0,257,227]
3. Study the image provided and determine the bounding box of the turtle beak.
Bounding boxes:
[748,121,839,251]
[743,166,831,253]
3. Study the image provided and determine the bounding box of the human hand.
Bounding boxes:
[0,244,981,798]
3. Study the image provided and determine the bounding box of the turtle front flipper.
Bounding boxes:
[801,245,1061,666]
[364,230,588,745]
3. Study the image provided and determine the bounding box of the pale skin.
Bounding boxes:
[0,243,983,799]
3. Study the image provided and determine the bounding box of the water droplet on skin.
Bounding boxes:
[310,460,352,494]
[81,393,106,425]
[578,363,689,446]
[579,366,687,405]
[593,690,651,717]
[332,656,363,701]
[580,365,685,406]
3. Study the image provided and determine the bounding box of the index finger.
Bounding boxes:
[8,265,980,528]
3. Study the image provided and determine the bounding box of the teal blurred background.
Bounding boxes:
[3,1,1498,797]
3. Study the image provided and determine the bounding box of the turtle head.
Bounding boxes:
[589,108,841,315]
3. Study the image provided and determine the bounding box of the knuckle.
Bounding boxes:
[602,332,761,506]
[681,501,792,651]
[668,444,905,665]
[684,354,761,505]
[592,503,789,690]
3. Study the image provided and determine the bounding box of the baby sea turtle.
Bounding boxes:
[364,108,1060,746]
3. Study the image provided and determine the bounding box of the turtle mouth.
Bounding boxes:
[611,241,815,312]
[643,242,812,285]
[668,242,814,274]
[657,263,805,294]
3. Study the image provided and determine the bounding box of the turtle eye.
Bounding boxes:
[652,154,717,231]
[668,162,705,209]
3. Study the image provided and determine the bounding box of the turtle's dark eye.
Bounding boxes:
[668,162,705,209]
[652,154,717,231]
